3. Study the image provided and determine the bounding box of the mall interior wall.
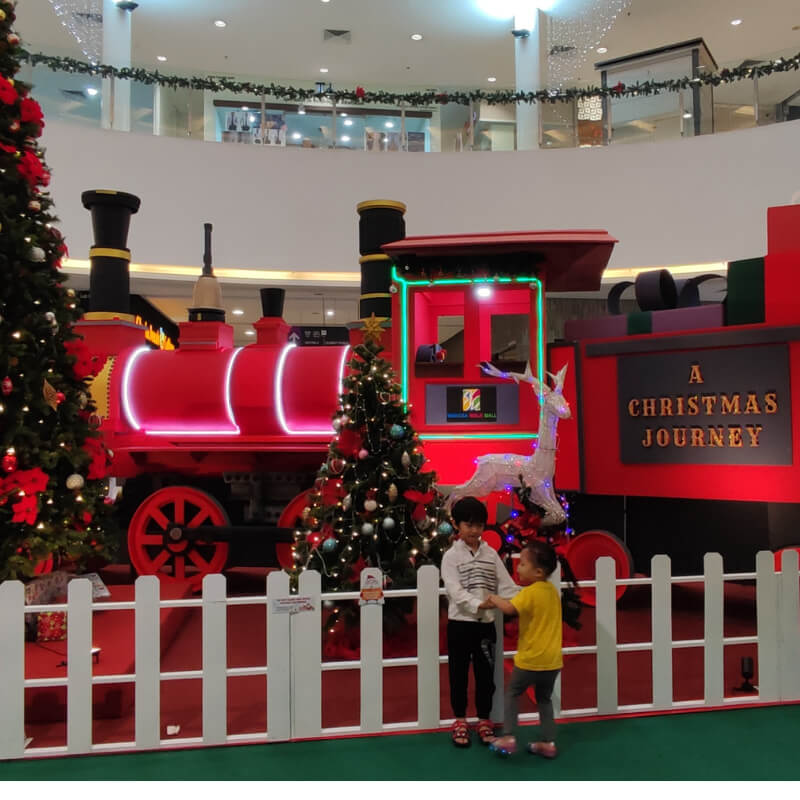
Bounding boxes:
[40,118,800,275]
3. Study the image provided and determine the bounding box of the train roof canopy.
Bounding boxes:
[382,230,617,292]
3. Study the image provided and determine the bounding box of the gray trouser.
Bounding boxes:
[503,666,560,742]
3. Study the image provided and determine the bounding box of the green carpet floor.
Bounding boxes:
[2,705,799,781]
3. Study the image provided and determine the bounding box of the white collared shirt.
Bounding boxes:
[441,538,519,623]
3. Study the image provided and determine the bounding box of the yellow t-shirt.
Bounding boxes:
[511,581,563,671]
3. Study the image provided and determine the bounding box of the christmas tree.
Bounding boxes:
[292,325,452,596]
[0,1,116,580]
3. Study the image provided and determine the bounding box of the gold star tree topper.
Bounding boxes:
[362,313,386,344]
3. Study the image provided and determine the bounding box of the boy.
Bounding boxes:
[486,539,563,758]
[441,496,519,747]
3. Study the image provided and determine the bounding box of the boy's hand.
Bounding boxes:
[478,597,494,609]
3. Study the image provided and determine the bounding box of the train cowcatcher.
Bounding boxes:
[71,190,800,595]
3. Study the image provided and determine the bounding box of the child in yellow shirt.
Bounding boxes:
[486,539,563,758]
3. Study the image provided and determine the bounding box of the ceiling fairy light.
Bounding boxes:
[547,0,632,87]
[48,0,104,64]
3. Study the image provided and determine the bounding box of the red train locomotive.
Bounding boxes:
[74,190,800,590]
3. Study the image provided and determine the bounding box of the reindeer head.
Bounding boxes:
[480,361,571,419]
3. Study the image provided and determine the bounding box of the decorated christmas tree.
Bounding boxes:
[0,1,116,580]
[292,323,452,595]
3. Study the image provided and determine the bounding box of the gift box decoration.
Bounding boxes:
[36,611,67,642]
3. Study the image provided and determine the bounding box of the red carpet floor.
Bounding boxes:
[22,568,761,748]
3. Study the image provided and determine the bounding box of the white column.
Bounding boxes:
[101,0,132,132]
[514,9,548,150]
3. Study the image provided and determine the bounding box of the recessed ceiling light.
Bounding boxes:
[326,309,335,316]
[384,121,394,128]
[339,112,348,117]
[241,106,249,111]
[244,330,255,336]
[487,76,497,82]
[341,135,350,142]
[214,19,227,28]
[157,56,167,62]
[232,309,245,316]
[320,67,329,73]
[292,132,302,139]
[297,106,306,115]
[730,18,742,26]
[411,33,423,41]
[86,87,99,96]
[596,47,608,54]
[344,118,354,126]
[682,112,693,119]
[321,0,331,3]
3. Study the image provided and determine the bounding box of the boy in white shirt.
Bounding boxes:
[441,496,518,748]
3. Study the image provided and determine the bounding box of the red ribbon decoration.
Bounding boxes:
[403,489,435,521]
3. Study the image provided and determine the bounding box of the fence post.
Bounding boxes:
[267,570,291,740]
[756,550,780,702]
[651,555,673,710]
[360,567,383,733]
[202,573,227,745]
[595,556,618,714]
[293,570,322,738]
[416,565,440,730]
[67,578,93,754]
[0,580,25,760]
[777,549,800,701]
[134,576,161,749]
[703,553,724,706]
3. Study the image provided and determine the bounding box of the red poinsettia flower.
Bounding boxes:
[403,488,436,521]
[0,142,16,154]
[64,338,101,379]
[355,86,365,99]
[19,97,44,129]
[0,76,17,105]
[81,511,93,524]
[2,467,50,495]
[83,436,109,479]
[16,150,48,188]
[11,493,38,525]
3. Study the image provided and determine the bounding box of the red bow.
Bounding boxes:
[403,489,435,521]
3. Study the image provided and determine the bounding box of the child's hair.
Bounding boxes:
[451,496,488,525]
[523,539,558,576]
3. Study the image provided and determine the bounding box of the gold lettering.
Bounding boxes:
[764,392,778,414]
[659,397,674,417]
[675,395,685,415]
[688,364,704,384]
[728,427,743,447]
[720,394,741,415]
[628,399,640,417]
[708,427,724,447]
[744,393,761,414]
[642,398,656,417]
[745,425,763,447]
[656,429,670,447]
[690,427,705,447]
[687,396,700,415]
[701,395,717,415]
[673,428,687,447]
[641,429,653,448]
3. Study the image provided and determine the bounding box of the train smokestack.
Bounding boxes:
[260,288,285,318]
[188,223,226,322]
[81,189,141,314]
[356,199,406,320]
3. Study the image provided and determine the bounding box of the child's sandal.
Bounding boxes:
[476,720,495,745]
[489,735,517,757]
[451,719,471,748]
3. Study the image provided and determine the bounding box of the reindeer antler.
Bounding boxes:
[479,360,536,386]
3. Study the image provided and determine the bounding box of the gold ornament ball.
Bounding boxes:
[66,473,85,491]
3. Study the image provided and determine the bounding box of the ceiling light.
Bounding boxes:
[384,121,394,128]
[249,115,256,122]
[341,135,350,142]
[730,19,742,26]
[321,0,331,3]
[86,87,99,96]
[244,330,255,336]
[241,106,249,111]
[344,118,353,126]
[682,112,692,119]
[411,34,423,41]
[476,286,492,299]
[487,76,497,82]
[232,309,245,316]
[214,19,227,28]
[596,47,608,54]
[297,105,306,115]
[326,310,335,316]
[292,132,302,139]
[320,67,329,73]
[339,112,348,117]
[157,56,167,62]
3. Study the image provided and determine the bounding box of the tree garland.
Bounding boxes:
[21,49,800,108]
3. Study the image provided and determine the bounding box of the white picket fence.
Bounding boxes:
[1,550,799,760]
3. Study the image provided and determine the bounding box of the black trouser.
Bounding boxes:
[503,666,560,741]
[447,620,497,719]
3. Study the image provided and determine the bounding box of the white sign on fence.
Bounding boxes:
[271,596,315,614]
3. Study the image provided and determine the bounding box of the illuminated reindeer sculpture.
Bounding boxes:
[447,362,571,525]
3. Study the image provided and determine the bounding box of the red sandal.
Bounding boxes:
[476,719,495,745]
[451,719,471,748]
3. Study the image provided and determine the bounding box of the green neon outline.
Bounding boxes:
[392,266,545,442]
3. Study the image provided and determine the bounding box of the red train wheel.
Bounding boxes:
[565,530,634,607]
[128,486,229,588]
[276,489,314,570]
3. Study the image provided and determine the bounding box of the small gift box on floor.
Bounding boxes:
[36,610,67,642]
